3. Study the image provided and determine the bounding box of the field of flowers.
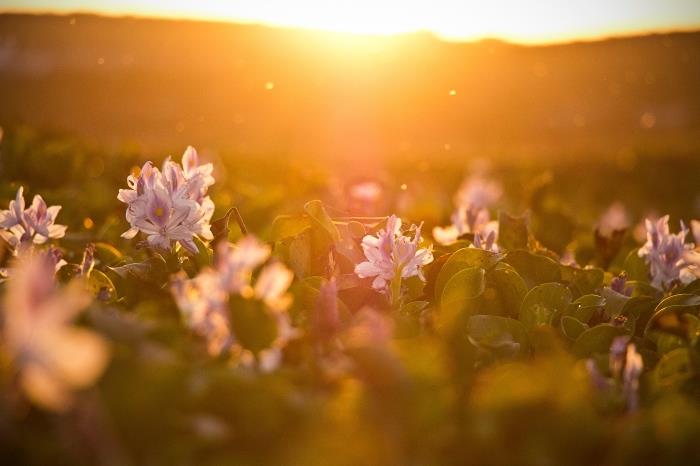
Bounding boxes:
[1,129,700,465]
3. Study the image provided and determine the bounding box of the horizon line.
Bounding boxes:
[2,9,700,46]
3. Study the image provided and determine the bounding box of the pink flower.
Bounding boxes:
[355,215,433,294]
[1,250,110,411]
[433,175,501,248]
[170,235,297,367]
[638,215,695,289]
[118,147,215,253]
[0,187,67,250]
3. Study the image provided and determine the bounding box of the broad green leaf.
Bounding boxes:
[441,267,486,310]
[560,315,588,340]
[270,214,312,241]
[560,265,604,297]
[519,283,572,330]
[304,200,341,242]
[489,263,528,318]
[644,294,700,337]
[434,247,501,303]
[503,250,561,288]
[601,287,629,317]
[438,267,485,334]
[468,315,528,353]
[572,324,627,358]
[87,269,117,302]
[623,248,650,282]
[653,348,698,391]
[229,297,278,354]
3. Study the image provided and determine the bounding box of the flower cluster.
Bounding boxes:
[171,235,296,370]
[118,146,215,254]
[355,215,433,299]
[637,215,695,289]
[0,187,67,251]
[1,248,110,411]
[433,175,501,249]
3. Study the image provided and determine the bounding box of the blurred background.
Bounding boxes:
[0,1,699,243]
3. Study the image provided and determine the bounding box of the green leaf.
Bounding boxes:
[434,247,501,303]
[229,297,278,355]
[438,267,485,334]
[565,294,606,324]
[497,211,530,251]
[644,294,700,337]
[94,242,123,265]
[654,348,698,391]
[87,269,117,302]
[441,267,486,310]
[489,263,528,318]
[503,250,561,288]
[560,266,604,297]
[108,255,169,284]
[468,315,528,353]
[560,315,588,340]
[270,214,312,241]
[211,207,236,243]
[623,248,650,282]
[572,324,627,358]
[519,283,572,330]
[304,200,341,242]
[192,235,213,269]
[394,301,429,339]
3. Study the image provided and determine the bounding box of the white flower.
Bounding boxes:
[118,147,215,253]
[0,187,67,250]
[1,249,110,411]
[638,215,695,289]
[355,215,433,294]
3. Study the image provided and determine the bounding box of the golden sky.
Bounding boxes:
[4,0,700,43]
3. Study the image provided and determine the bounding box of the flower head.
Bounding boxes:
[170,235,296,369]
[0,187,67,250]
[638,215,695,289]
[355,215,433,294]
[433,175,501,248]
[118,147,215,253]
[1,249,110,411]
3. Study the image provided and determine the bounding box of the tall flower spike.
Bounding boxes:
[355,215,433,303]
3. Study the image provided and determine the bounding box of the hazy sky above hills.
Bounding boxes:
[4,0,700,43]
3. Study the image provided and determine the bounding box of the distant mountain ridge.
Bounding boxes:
[0,13,699,161]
